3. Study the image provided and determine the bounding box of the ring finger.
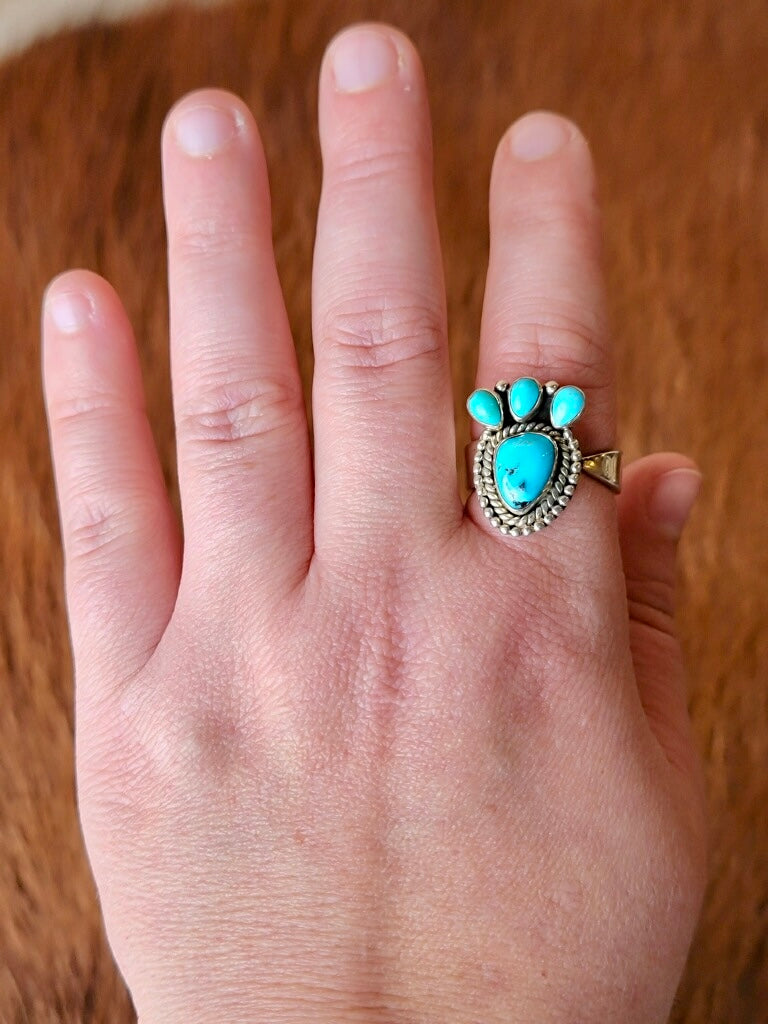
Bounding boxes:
[469,111,617,562]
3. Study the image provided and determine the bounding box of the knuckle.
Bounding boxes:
[49,391,125,429]
[66,494,140,562]
[521,198,603,262]
[171,676,255,787]
[625,572,677,640]
[137,625,297,796]
[176,373,302,448]
[79,677,185,845]
[319,295,444,374]
[329,140,420,191]
[496,299,611,391]
[170,213,261,263]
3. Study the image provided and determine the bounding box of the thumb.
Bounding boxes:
[616,453,702,779]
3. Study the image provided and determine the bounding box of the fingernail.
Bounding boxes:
[331,28,400,93]
[647,468,703,541]
[47,289,94,333]
[510,112,570,161]
[173,103,242,157]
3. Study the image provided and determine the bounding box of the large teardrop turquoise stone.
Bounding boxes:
[467,388,503,428]
[550,386,585,428]
[508,377,541,419]
[493,433,557,513]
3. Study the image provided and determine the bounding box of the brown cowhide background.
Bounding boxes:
[1,1,766,1020]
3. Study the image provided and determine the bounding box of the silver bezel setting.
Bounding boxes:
[473,421,582,536]
[507,376,543,423]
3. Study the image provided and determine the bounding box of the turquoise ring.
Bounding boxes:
[467,378,621,536]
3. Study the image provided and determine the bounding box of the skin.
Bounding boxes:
[41,23,706,1024]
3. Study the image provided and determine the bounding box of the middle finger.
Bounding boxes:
[311,25,460,561]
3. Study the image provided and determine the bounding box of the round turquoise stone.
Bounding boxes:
[467,388,503,429]
[550,386,585,428]
[508,377,541,419]
[493,432,557,513]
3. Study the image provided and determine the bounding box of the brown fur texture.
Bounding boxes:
[0,1,766,1020]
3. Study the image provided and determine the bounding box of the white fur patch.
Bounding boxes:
[0,0,226,60]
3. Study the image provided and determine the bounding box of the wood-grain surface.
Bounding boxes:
[1,1,766,1020]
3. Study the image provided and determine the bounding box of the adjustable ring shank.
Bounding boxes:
[581,450,622,492]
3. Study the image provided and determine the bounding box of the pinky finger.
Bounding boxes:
[42,269,181,688]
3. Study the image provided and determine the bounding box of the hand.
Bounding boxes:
[42,23,706,1024]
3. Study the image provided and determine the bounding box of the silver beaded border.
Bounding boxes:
[473,422,582,536]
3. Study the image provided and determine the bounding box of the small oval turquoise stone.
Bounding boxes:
[550,386,585,428]
[508,377,542,419]
[467,388,503,429]
[493,433,557,512]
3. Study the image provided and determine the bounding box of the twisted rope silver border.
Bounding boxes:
[473,422,582,535]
